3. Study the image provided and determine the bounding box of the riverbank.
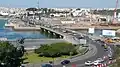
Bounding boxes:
[13,26,41,31]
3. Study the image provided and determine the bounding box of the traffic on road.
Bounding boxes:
[40,21,115,67]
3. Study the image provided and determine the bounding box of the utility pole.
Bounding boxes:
[37,0,40,9]
[37,0,41,20]
[90,8,92,22]
[113,0,119,24]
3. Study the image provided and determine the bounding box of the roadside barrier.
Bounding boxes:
[107,60,112,65]
[92,63,107,67]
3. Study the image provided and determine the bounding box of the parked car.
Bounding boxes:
[61,60,70,65]
[85,61,93,66]
[93,60,102,66]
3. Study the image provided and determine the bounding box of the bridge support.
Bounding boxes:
[48,30,51,33]
[40,27,64,39]
[59,35,63,39]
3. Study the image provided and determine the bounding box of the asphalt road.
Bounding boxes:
[9,39,66,48]
[54,37,109,67]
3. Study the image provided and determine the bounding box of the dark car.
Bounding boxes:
[61,60,70,65]
[41,64,53,67]
[95,39,101,42]
[95,39,105,43]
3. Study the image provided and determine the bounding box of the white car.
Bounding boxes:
[85,61,93,66]
[97,58,104,62]
[93,60,101,66]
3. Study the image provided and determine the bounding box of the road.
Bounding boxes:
[33,20,111,67]
[9,39,66,49]
[53,36,109,67]
[20,19,113,67]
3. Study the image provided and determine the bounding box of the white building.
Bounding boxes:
[61,21,75,24]
[118,13,120,21]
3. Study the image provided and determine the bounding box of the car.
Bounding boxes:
[104,48,108,51]
[104,45,108,49]
[100,41,105,44]
[95,39,101,42]
[109,57,113,60]
[97,58,104,62]
[61,60,70,65]
[108,54,113,60]
[85,61,93,66]
[93,60,102,66]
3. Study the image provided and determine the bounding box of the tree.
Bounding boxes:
[110,46,120,67]
[0,41,24,67]
[17,38,25,44]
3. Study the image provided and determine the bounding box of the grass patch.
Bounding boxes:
[23,46,88,64]
[23,52,71,63]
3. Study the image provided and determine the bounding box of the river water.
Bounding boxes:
[0,19,57,39]
[1,19,119,40]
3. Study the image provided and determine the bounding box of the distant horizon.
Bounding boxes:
[0,0,120,8]
[0,6,120,9]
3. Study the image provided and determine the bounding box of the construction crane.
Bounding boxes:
[98,0,119,26]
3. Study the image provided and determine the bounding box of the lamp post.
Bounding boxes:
[16,37,25,66]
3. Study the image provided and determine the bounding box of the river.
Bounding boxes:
[0,19,57,39]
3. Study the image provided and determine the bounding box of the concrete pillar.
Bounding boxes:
[41,28,44,31]
[43,29,46,32]
[53,33,56,35]
[50,32,53,35]
[48,30,51,33]
[59,35,63,39]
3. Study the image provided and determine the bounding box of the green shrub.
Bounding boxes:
[34,42,78,57]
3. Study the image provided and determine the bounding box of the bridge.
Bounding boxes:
[38,23,81,44]
[39,25,65,38]
[65,29,103,40]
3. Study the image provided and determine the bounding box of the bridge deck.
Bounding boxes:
[40,25,67,36]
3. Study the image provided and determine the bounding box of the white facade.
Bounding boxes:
[118,13,120,21]
[51,8,71,12]
[88,28,95,34]
[61,21,75,24]
[102,30,116,36]
[0,11,9,16]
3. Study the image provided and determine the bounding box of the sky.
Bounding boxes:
[0,0,119,8]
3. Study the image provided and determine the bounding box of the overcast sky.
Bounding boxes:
[0,0,119,8]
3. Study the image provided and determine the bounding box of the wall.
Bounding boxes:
[61,21,75,24]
